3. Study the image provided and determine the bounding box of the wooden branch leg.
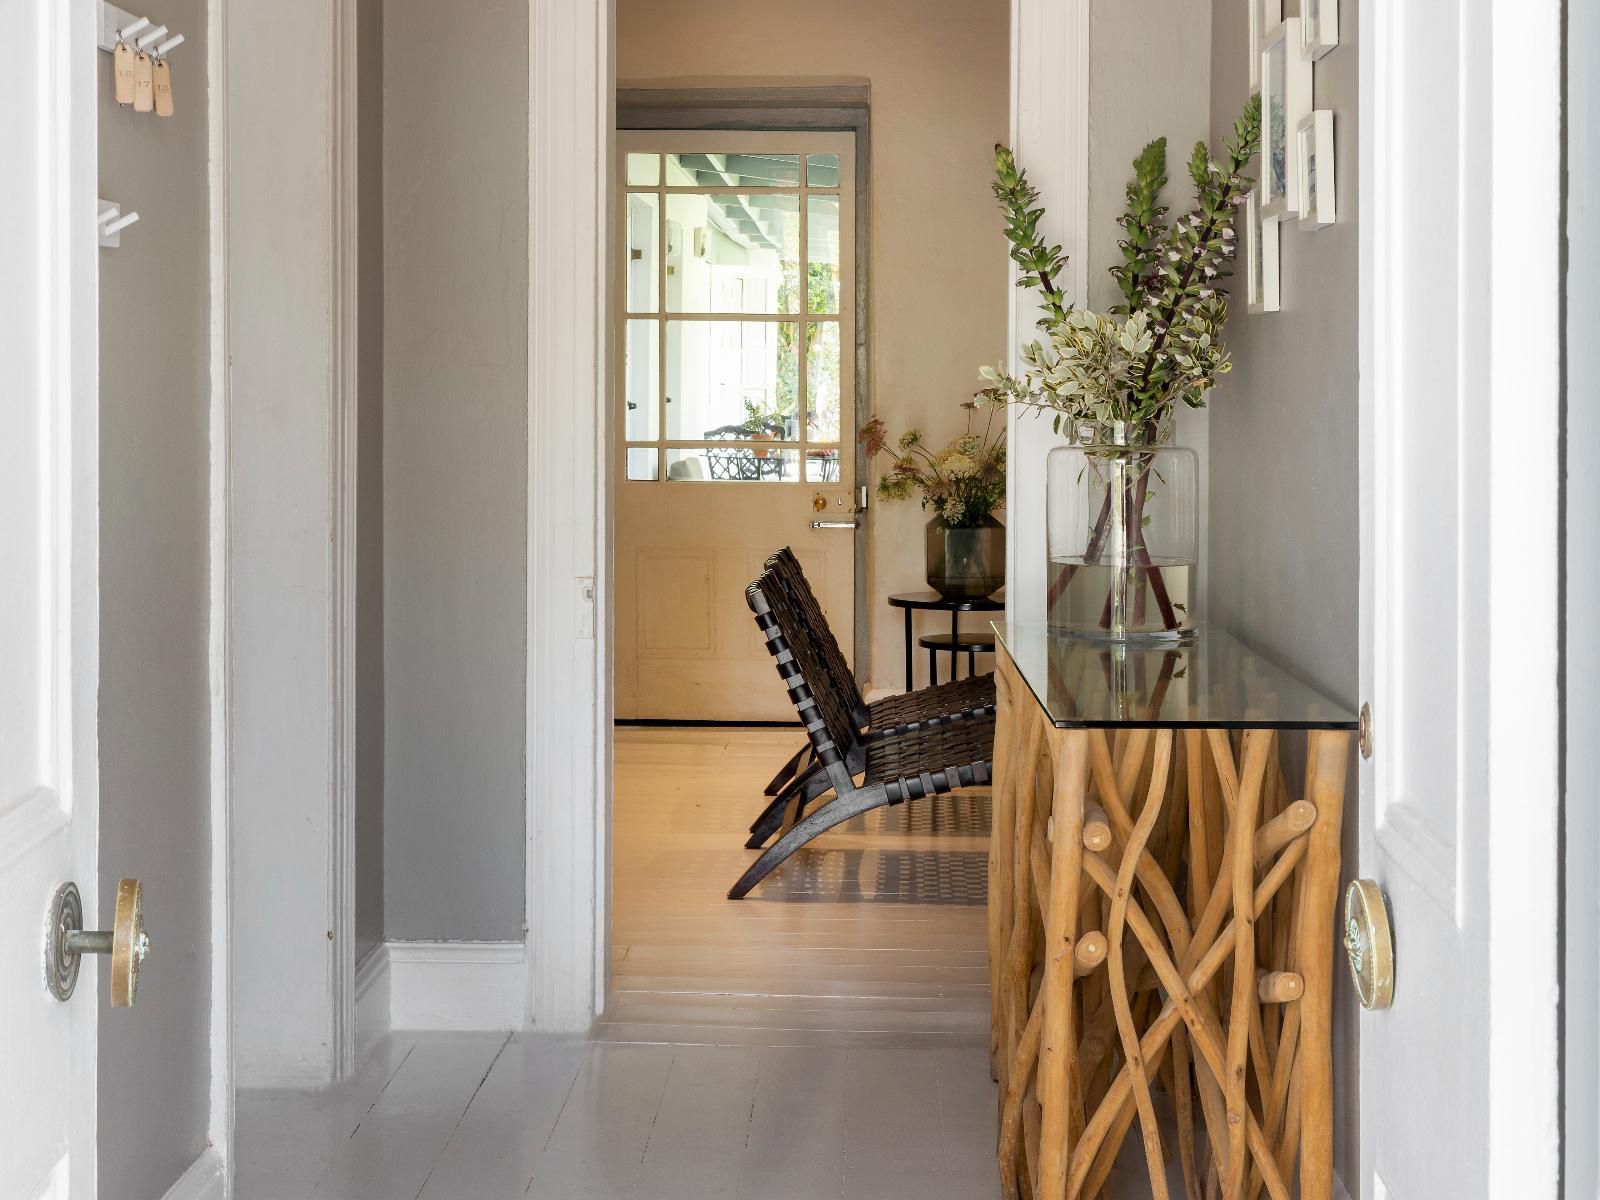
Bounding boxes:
[1036,729,1089,1200]
[1292,731,1350,1200]
[990,660,1020,1080]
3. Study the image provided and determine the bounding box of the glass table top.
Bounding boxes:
[993,622,1359,731]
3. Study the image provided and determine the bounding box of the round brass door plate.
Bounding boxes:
[1343,878,1394,1011]
[111,878,149,1007]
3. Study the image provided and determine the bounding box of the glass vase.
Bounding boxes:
[1046,423,1198,640]
[925,515,1006,600]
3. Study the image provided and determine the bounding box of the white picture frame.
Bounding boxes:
[1296,110,1336,230]
[1301,0,1339,59]
[1245,189,1281,314]
[1261,18,1312,223]
[1249,0,1283,91]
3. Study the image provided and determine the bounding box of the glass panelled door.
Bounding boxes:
[616,132,857,720]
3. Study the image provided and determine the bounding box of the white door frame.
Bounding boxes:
[1357,0,1563,1194]
[520,0,1089,1029]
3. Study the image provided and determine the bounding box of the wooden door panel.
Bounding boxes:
[615,131,856,723]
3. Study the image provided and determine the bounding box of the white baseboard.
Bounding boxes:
[387,940,527,1031]
[355,943,392,1048]
[161,1148,225,1200]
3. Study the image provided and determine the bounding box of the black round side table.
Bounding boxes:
[886,591,1005,690]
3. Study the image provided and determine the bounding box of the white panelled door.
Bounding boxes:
[1358,0,1562,1196]
[1,2,101,1197]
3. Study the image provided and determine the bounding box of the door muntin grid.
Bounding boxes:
[620,140,852,485]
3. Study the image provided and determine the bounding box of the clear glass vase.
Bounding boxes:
[1046,422,1198,640]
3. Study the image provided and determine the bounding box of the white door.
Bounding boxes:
[614,132,859,721]
[1357,0,1562,1195]
[1,2,101,1196]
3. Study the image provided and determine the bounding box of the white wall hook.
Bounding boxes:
[98,5,183,57]
[98,200,139,247]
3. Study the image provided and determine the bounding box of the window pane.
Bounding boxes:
[804,448,842,483]
[807,195,841,313]
[626,153,660,186]
[624,320,659,440]
[665,151,800,188]
[665,320,800,440]
[667,447,799,483]
[806,322,842,441]
[664,194,798,315]
[624,193,658,312]
[626,447,659,480]
[806,154,840,187]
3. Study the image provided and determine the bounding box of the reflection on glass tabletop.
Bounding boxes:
[992,622,1359,731]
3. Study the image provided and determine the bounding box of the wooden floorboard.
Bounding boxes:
[604,726,993,1047]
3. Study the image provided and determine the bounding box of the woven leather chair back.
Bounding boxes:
[746,570,861,773]
[764,547,866,720]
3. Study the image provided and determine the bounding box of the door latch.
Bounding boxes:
[44,879,151,1006]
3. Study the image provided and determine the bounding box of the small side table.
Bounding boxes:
[918,632,998,685]
[887,592,1005,690]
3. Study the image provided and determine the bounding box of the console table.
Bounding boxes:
[987,623,1356,1200]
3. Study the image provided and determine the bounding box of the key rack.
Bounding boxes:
[96,3,185,59]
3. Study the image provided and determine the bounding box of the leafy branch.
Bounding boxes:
[1110,138,1169,314]
[992,144,1071,329]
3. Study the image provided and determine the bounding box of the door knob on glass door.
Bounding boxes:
[44,878,151,1006]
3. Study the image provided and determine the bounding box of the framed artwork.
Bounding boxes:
[1261,18,1312,222]
[1296,110,1336,230]
[1245,189,1281,314]
[1302,0,1339,59]
[1249,0,1284,91]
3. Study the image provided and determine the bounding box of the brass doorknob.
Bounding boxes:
[44,879,151,1006]
[1342,879,1394,1011]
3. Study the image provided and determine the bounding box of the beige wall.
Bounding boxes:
[617,0,1011,693]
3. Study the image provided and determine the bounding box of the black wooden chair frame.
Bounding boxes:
[747,548,995,849]
[728,572,993,899]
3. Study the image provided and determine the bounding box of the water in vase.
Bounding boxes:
[1046,555,1196,639]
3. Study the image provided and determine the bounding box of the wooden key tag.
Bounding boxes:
[132,51,154,113]
[113,41,136,106]
[153,59,174,117]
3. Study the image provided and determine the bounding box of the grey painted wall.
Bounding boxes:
[96,0,212,1192]
[1564,0,1600,1189]
[383,0,529,941]
[1086,0,1214,611]
[1209,0,1360,1185]
[355,0,386,965]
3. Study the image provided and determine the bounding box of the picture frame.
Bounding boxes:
[1261,18,1312,223]
[1301,0,1339,60]
[1296,110,1336,231]
[1245,189,1281,314]
[1249,0,1283,92]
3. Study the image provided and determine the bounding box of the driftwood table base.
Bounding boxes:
[988,647,1350,1200]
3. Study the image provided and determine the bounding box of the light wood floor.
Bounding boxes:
[603,725,993,1048]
